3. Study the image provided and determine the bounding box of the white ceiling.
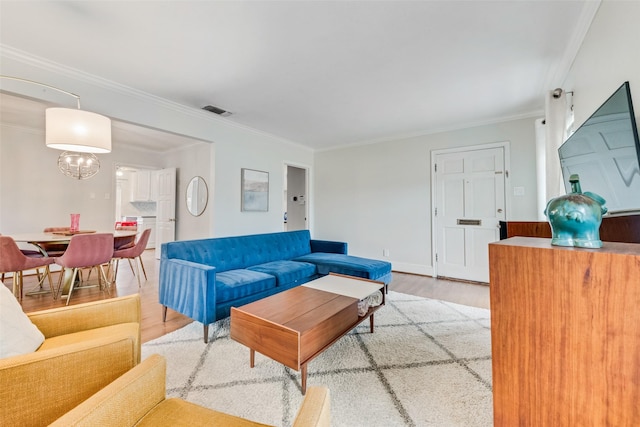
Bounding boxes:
[0,1,598,151]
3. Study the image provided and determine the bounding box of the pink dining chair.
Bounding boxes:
[113,223,137,251]
[53,233,114,305]
[0,233,46,287]
[111,228,151,287]
[0,236,55,303]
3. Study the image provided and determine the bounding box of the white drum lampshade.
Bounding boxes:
[45,107,112,153]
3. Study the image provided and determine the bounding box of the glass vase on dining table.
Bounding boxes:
[70,213,80,233]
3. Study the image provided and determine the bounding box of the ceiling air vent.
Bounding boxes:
[202,105,232,117]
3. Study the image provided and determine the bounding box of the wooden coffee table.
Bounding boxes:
[230,273,385,394]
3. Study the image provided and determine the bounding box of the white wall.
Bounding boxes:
[0,124,164,234]
[0,50,314,238]
[563,0,640,131]
[213,136,314,237]
[314,1,640,276]
[314,117,538,275]
[169,141,215,240]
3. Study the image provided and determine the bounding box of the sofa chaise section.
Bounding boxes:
[160,230,392,343]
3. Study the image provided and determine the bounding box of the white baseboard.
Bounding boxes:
[390,262,433,277]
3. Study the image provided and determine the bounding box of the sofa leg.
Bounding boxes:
[203,324,209,344]
[162,306,167,322]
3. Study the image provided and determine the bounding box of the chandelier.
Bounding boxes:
[57,151,101,180]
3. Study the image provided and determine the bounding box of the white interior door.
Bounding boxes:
[433,146,506,283]
[155,167,176,259]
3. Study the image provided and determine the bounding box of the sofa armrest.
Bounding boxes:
[27,294,141,339]
[310,239,347,254]
[0,333,138,427]
[293,386,331,427]
[49,354,167,427]
[159,258,217,325]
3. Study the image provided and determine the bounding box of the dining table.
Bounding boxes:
[10,230,139,297]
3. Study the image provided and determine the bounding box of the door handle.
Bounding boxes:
[497,209,503,213]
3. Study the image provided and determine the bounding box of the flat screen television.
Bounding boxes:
[558,81,640,215]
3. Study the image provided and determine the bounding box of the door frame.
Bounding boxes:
[430,141,510,278]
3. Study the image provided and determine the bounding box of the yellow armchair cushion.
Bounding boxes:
[138,398,272,427]
[51,354,331,427]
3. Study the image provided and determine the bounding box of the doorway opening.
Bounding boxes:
[114,164,160,250]
[283,164,309,231]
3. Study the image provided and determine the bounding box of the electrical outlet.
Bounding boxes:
[383,249,390,257]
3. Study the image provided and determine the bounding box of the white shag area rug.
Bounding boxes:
[142,291,493,427]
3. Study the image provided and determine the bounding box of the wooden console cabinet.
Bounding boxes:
[489,237,640,426]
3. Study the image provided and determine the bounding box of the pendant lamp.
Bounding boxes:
[1,75,112,180]
[46,108,111,153]
[1,75,112,154]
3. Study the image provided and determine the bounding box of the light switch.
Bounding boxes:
[513,186,525,196]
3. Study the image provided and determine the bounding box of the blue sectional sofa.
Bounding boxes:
[159,230,392,342]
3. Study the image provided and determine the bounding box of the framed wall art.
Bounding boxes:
[241,168,269,212]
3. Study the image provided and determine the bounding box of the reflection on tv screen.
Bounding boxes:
[559,82,640,215]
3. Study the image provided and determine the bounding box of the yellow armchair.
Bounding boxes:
[0,294,141,427]
[50,354,331,427]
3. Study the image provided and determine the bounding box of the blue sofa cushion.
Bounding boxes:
[248,261,317,286]
[310,239,347,254]
[293,253,392,281]
[215,269,276,304]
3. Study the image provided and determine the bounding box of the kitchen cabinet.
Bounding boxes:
[129,170,158,202]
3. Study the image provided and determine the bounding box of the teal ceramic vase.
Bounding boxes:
[544,174,607,248]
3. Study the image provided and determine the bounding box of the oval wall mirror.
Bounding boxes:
[186,176,208,216]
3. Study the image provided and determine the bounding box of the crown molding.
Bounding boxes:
[0,45,311,152]
[543,0,601,90]
[317,109,544,153]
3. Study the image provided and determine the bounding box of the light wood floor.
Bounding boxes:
[12,250,490,344]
